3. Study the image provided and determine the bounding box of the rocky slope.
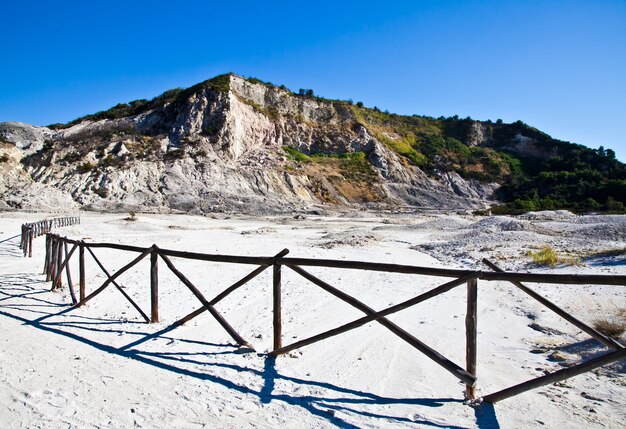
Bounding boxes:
[0,73,565,214]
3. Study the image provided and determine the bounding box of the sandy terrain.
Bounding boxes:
[0,211,624,428]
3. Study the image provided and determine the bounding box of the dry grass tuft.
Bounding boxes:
[527,245,580,267]
[593,318,626,338]
[528,246,558,266]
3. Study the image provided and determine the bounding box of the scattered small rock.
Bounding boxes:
[528,323,565,336]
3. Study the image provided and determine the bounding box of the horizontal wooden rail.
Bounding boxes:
[480,270,626,286]
[278,257,478,278]
[43,235,626,285]
[83,242,148,252]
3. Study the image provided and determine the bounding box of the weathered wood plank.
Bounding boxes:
[158,249,254,349]
[150,248,159,323]
[64,242,78,305]
[273,262,282,351]
[79,242,86,303]
[278,257,476,278]
[483,347,626,403]
[481,270,626,286]
[483,259,623,350]
[465,278,478,399]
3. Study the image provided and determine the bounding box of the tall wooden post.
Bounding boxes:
[63,242,77,304]
[79,242,86,304]
[28,229,33,258]
[43,235,49,275]
[465,278,478,399]
[49,237,57,283]
[56,238,63,289]
[273,260,282,351]
[150,246,159,323]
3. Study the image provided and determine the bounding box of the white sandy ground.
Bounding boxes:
[0,211,624,428]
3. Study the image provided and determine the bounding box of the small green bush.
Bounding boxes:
[102,154,117,166]
[527,245,579,267]
[528,246,559,266]
[283,146,310,162]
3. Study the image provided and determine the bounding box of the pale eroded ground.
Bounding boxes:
[0,211,624,428]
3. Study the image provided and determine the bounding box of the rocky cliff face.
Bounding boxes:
[0,74,499,214]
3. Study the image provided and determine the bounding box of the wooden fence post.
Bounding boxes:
[21,226,26,256]
[56,237,63,289]
[273,259,282,351]
[465,278,478,400]
[79,242,86,303]
[28,229,33,258]
[150,246,159,323]
[43,235,49,275]
[49,237,57,283]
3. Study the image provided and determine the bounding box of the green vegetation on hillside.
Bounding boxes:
[283,147,375,179]
[487,121,626,214]
[45,73,625,214]
[351,107,516,182]
[349,105,625,213]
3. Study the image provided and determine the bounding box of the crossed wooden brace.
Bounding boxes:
[481,259,625,402]
[72,245,291,351]
[271,264,478,387]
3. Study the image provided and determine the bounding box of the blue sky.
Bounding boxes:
[1,1,625,160]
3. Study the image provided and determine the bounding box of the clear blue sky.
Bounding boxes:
[1,0,625,160]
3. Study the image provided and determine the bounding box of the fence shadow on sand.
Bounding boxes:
[0,270,499,429]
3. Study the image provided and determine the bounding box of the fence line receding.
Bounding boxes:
[20,216,80,257]
[17,227,626,406]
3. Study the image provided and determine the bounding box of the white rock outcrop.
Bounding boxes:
[0,75,497,214]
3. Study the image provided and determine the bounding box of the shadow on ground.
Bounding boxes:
[0,263,499,428]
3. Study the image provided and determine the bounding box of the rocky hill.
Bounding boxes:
[1,74,624,214]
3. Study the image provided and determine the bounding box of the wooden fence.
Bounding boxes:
[20,217,80,257]
[35,232,626,404]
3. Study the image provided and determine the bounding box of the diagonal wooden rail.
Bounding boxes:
[63,242,78,305]
[483,259,623,350]
[483,347,626,403]
[84,246,150,322]
[480,258,625,403]
[272,264,478,387]
[78,246,153,307]
[157,246,255,350]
